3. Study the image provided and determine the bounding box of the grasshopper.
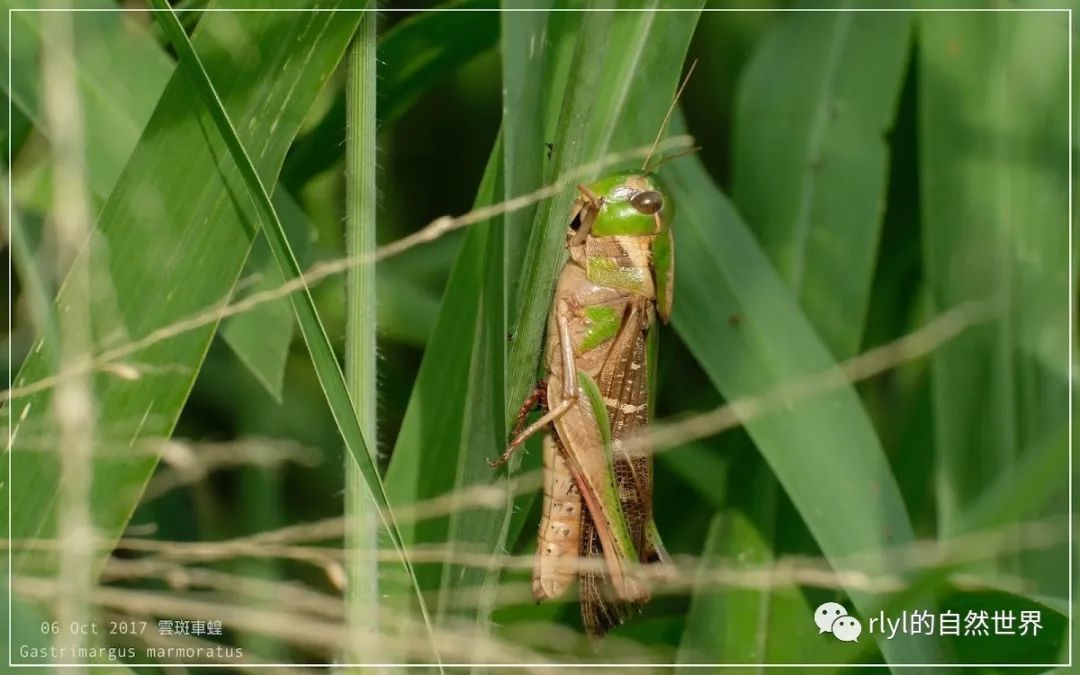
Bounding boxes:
[490,166,676,636]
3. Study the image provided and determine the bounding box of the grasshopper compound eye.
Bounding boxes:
[630,190,663,215]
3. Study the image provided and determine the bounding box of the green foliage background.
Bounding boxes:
[0,0,1074,670]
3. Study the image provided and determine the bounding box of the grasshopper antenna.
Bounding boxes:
[642,58,698,172]
[649,145,702,170]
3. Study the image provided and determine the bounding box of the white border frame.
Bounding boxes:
[6,3,1071,669]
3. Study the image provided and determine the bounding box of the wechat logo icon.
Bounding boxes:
[814,602,862,643]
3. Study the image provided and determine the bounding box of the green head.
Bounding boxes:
[585,170,672,236]
[574,170,676,322]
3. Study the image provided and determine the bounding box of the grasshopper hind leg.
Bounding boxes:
[512,380,547,437]
[488,380,548,469]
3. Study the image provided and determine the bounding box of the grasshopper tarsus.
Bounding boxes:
[487,439,521,469]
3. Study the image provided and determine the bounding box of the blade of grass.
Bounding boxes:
[234,465,288,662]
[282,0,500,188]
[667,149,935,664]
[677,461,845,668]
[958,429,1068,534]
[465,0,703,648]
[376,270,441,346]
[675,505,840,666]
[426,0,553,635]
[500,0,550,293]
[1,0,314,404]
[220,190,312,402]
[1,0,172,203]
[503,1,703,549]
[382,134,503,601]
[724,6,912,667]
[343,8,381,662]
[383,2,703,644]
[919,7,1070,571]
[677,495,775,665]
[732,2,910,360]
[4,0,357,584]
[497,2,585,557]
[148,1,441,663]
[435,144,506,634]
[40,7,96,659]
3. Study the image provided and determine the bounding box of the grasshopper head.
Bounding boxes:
[568,170,675,322]
[581,170,672,237]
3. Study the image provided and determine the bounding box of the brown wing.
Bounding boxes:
[580,511,636,636]
[579,299,657,636]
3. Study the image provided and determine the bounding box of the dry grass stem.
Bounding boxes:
[1,135,693,405]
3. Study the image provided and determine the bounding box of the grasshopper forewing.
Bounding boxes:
[491,171,676,636]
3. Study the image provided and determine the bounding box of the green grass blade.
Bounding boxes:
[283,0,500,188]
[343,9,381,661]
[667,151,934,664]
[383,2,702,641]
[4,0,356,579]
[426,0,554,631]
[504,2,703,526]
[958,428,1068,534]
[435,149,507,626]
[506,2,704,555]
[677,463,842,667]
[918,6,1070,576]
[1,0,172,202]
[220,191,312,402]
[678,499,772,664]
[148,2,442,661]
[722,6,911,666]
[376,270,441,346]
[500,0,550,290]
[1,0,313,404]
[733,3,911,359]
[383,135,503,593]
[677,505,834,666]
